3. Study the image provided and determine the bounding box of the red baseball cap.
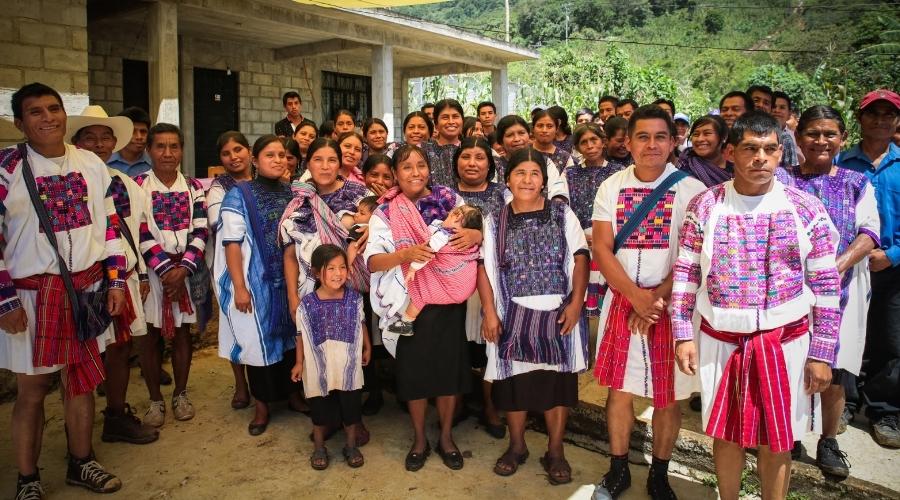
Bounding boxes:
[859,89,900,111]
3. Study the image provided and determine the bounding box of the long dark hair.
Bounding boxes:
[216,130,250,155]
[305,137,342,168]
[689,115,728,149]
[310,244,348,288]
[547,105,572,136]
[452,136,496,183]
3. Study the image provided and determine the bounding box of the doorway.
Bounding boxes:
[193,67,239,177]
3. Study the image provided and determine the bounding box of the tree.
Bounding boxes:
[704,12,724,34]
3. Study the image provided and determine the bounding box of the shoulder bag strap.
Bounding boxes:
[613,169,688,253]
[17,143,81,319]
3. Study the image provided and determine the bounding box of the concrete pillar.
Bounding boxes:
[491,65,509,117]
[371,44,394,141]
[399,76,409,134]
[148,1,179,125]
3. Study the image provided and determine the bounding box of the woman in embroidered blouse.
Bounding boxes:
[532,109,578,175]
[216,135,300,435]
[365,144,482,471]
[363,117,392,158]
[477,147,589,484]
[776,105,880,476]
[495,115,570,201]
[207,131,253,410]
[332,109,356,140]
[398,111,433,149]
[452,137,506,438]
[362,153,395,198]
[604,117,633,170]
[547,105,574,153]
[568,123,625,317]
[676,114,733,187]
[421,99,464,188]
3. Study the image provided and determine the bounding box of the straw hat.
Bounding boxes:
[66,105,134,153]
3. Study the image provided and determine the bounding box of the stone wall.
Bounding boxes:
[0,0,89,146]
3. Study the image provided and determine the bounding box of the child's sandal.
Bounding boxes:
[310,447,329,470]
[342,446,365,468]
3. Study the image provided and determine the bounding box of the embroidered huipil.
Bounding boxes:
[135,171,208,328]
[421,140,460,189]
[216,179,295,367]
[297,288,365,398]
[670,181,841,364]
[481,199,590,381]
[0,144,126,375]
[545,146,578,175]
[566,160,626,314]
[458,182,505,223]
[775,166,879,373]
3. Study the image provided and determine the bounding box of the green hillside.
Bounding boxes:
[396,0,900,120]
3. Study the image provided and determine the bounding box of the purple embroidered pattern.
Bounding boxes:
[615,188,675,249]
[36,172,93,233]
[707,210,803,309]
[108,175,131,219]
[302,288,361,346]
[151,191,191,231]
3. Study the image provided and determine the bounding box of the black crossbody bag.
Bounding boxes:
[18,143,112,341]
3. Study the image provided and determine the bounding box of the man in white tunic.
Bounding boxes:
[1,83,127,498]
[591,105,706,499]
[69,105,159,445]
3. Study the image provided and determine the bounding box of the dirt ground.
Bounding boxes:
[0,347,716,499]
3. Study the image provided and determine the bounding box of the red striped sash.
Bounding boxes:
[701,317,808,453]
[594,289,675,408]
[113,269,138,344]
[13,262,105,397]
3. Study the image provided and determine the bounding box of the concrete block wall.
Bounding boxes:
[86,23,148,115]
[0,0,89,145]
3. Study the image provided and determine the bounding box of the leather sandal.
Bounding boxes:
[540,452,572,485]
[493,448,529,476]
[342,446,365,468]
[310,448,329,470]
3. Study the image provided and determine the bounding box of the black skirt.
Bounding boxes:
[492,370,578,412]
[395,303,471,401]
[308,389,363,427]
[246,349,300,403]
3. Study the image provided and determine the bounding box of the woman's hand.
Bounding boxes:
[481,309,502,344]
[557,301,582,335]
[369,182,388,197]
[234,286,253,314]
[140,281,150,303]
[449,228,483,251]
[290,362,304,382]
[403,243,435,265]
[353,225,370,255]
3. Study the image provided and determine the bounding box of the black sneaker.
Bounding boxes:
[816,437,850,477]
[647,471,678,499]
[66,455,122,493]
[15,476,44,500]
[838,407,853,435]
[791,441,803,460]
[872,414,900,448]
[597,463,631,499]
[388,318,414,336]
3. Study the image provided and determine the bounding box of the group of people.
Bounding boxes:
[1,79,899,500]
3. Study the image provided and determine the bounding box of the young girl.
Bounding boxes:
[292,244,371,470]
[361,154,395,197]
